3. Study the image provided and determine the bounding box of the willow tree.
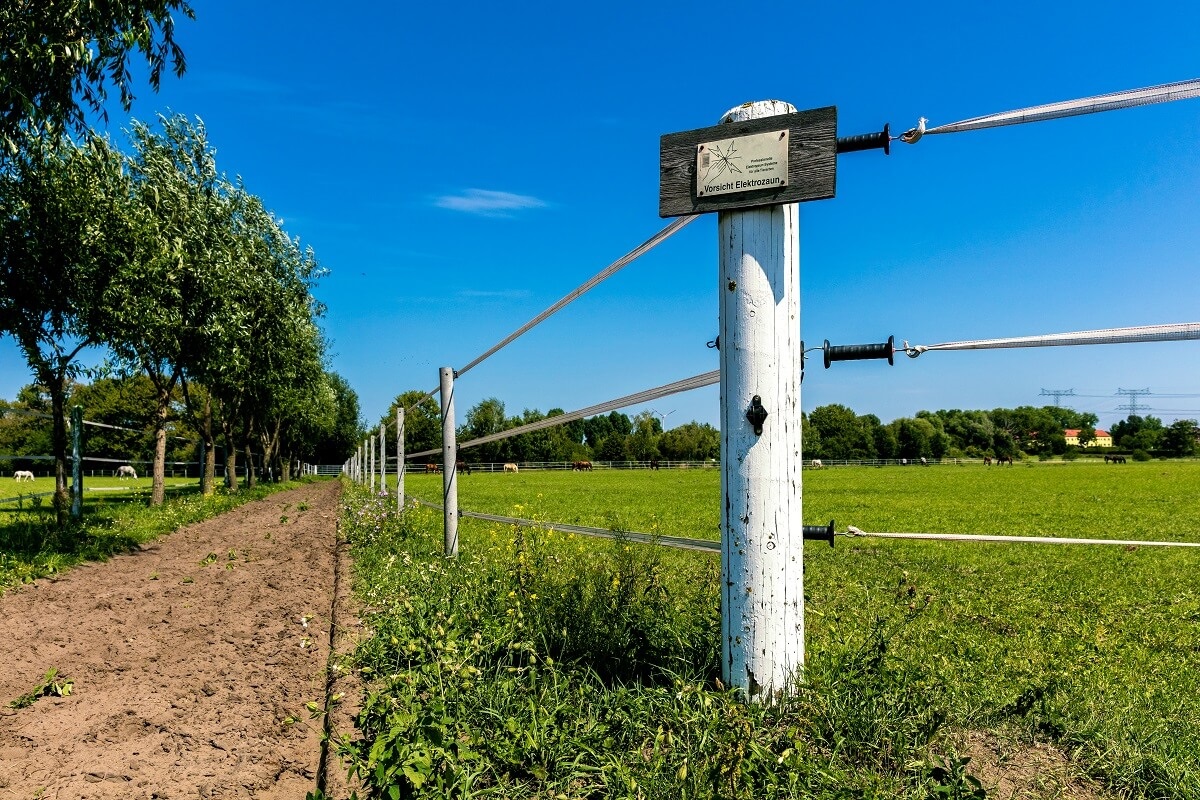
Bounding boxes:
[102,114,233,505]
[185,184,325,491]
[0,0,192,154]
[0,133,142,525]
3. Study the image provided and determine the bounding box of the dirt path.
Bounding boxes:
[0,480,359,800]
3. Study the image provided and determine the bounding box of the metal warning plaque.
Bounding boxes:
[696,129,788,197]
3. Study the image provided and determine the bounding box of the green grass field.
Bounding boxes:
[397,459,1200,542]
[341,461,1200,798]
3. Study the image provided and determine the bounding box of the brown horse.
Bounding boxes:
[983,456,992,466]
[425,463,440,473]
[572,460,593,472]
[456,461,471,474]
[996,455,1013,466]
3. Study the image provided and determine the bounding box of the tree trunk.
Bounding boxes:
[244,442,257,489]
[201,394,216,495]
[221,419,239,492]
[151,385,170,506]
[48,377,70,529]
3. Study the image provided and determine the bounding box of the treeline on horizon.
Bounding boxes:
[377,392,1200,465]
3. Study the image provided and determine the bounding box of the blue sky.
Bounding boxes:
[2,1,1199,433]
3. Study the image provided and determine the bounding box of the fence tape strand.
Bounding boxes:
[903,321,1200,358]
[408,368,719,459]
[901,78,1200,142]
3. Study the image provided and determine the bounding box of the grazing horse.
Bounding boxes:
[425,463,440,474]
[572,460,593,472]
[13,470,33,481]
[650,458,660,470]
[503,463,519,473]
[456,461,471,474]
[117,465,137,479]
[810,459,823,469]
[983,456,992,466]
[996,455,1013,466]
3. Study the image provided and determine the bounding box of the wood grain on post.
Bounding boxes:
[660,106,836,218]
[718,100,806,703]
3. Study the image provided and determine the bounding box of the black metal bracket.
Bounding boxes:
[803,520,836,548]
[746,395,768,435]
[836,123,891,156]
[823,335,895,368]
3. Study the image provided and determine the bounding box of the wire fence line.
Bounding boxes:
[404,498,1199,553]
[407,369,719,460]
[409,497,720,553]
[403,216,697,417]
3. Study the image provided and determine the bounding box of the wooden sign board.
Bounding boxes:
[659,106,837,218]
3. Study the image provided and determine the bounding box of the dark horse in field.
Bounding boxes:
[1105,454,1127,464]
[995,455,1013,466]
[456,460,472,474]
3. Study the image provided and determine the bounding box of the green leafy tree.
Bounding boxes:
[463,397,509,463]
[1077,425,1097,449]
[0,133,137,524]
[596,431,629,462]
[627,411,661,462]
[102,114,224,503]
[658,421,719,461]
[308,371,360,465]
[385,390,440,467]
[0,385,57,471]
[1161,419,1198,457]
[1111,415,1164,452]
[809,404,876,460]
[0,0,193,153]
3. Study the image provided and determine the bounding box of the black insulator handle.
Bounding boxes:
[836,123,891,155]
[803,521,836,548]
[823,335,895,369]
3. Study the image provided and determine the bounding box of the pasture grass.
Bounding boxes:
[0,476,325,592]
[341,462,1200,798]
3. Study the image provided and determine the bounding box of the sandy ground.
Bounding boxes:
[0,480,360,800]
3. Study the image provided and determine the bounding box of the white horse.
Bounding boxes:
[810,459,823,469]
[13,470,33,481]
[502,463,519,473]
[117,465,138,479]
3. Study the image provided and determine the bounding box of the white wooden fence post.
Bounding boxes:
[370,434,378,493]
[440,367,459,557]
[718,100,805,703]
[396,407,405,512]
[379,422,387,495]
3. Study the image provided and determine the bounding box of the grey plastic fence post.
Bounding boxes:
[718,100,805,703]
[397,407,405,512]
[70,405,83,520]
[440,367,459,557]
[379,422,387,495]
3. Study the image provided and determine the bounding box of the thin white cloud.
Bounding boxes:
[434,189,547,217]
[458,289,531,300]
